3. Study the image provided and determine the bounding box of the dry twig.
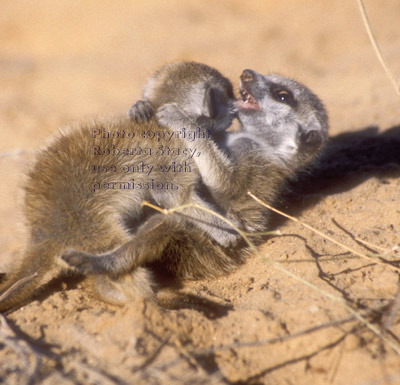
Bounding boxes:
[248,192,400,273]
[357,0,400,96]
[142,196,400,356]
[0,314,42,385]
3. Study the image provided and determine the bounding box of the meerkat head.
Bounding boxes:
[143,62,237,132]
[237,69,328,166]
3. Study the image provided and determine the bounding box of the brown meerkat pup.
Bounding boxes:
[0,62,239,312]
[129,62,234,129]
[61,69,328,296]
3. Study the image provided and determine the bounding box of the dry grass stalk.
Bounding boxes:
[142,198,400,355]
[0,314,42,385]
[355,237,400,259]
[0,149,35,158]
[248,192,400,273]
[357,0,400,96]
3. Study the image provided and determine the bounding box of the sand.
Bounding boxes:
[1,1,399,384]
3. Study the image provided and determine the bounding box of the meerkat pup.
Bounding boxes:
[0,62,239,313]
[0,65,328,312]
[61,69,328,292]
[155,69,328,217]
[128,61,235,136]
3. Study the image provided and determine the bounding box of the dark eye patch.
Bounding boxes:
[270,86,297,107]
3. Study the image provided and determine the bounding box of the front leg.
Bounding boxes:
[155,103,194,129]
[156,103,237,202]
[183,193,241,247]
[156,103,214,138]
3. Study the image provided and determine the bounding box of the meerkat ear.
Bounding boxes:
[204,86,219,119]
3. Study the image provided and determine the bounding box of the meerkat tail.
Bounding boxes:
[0,242,61,313]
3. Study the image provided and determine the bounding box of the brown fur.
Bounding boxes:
[0,61,240,312]
[0,117,227,311]
[0,64,328,313]
[61,69,328,301]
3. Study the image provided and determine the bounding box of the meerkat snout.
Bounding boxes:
[237,70,261,112]
[235,70,328,167]
[240,69,255,83]
[299,128,324,151]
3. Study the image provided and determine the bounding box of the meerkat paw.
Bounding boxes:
[128,100,154,123]
[211,230,240,248]
[61,249,100,274]
[94,268,156,305]
[156,103,190,128]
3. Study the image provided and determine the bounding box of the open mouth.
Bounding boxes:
[236,83,261,111]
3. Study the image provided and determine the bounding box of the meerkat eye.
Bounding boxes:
[271,87,295,106]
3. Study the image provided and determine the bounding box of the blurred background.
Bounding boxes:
[1,0,399,148]
[0,0,399,262]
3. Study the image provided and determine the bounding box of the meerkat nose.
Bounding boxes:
[241,69,255,83]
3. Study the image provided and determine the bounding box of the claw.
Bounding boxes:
[128,100,154,123]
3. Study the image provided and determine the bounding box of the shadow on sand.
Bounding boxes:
[282,124,400,210]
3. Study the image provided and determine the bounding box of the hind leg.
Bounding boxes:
[61,213,185,275]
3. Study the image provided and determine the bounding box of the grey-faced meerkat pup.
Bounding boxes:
[131,67,327,229]
[158,69,329,217]
[0,62,239,312]
[61,69,328,295]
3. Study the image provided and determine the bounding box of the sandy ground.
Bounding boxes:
[1,1,400,384]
